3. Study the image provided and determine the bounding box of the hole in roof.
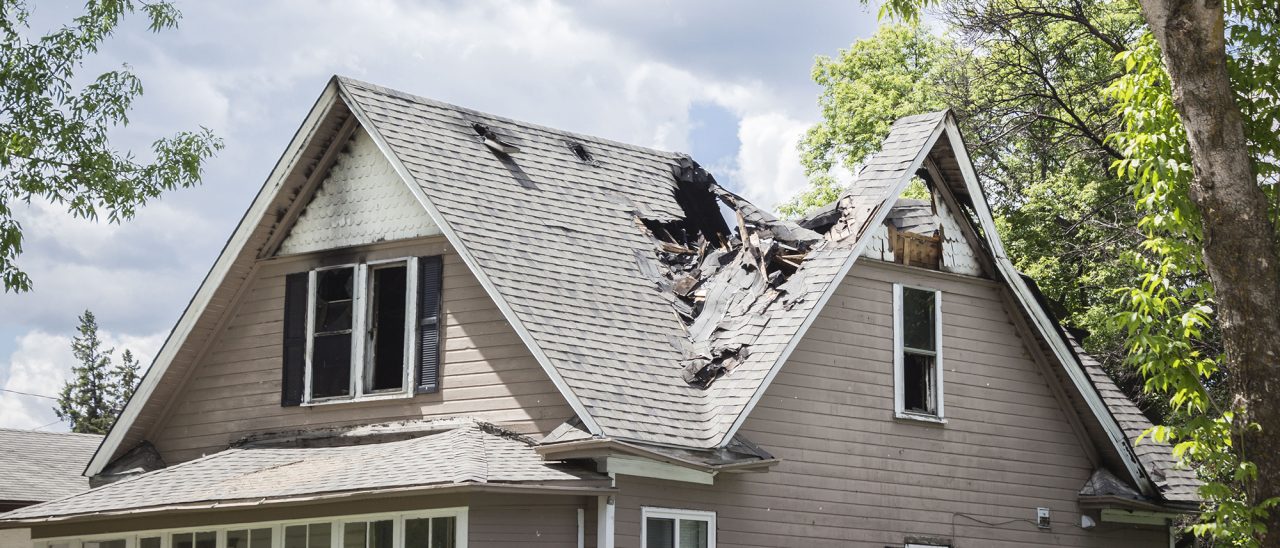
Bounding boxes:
[471,123,489,137]
[568,142,593,163]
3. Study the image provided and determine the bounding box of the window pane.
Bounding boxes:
[646,517,675,548]
[308,523,331,548]
[85,540,125,548]
[369,520,393,548]
[368,265,407,392]
[343,522,366,548]
[904,353,936,414]
[196,531,216,548]
[174,533,195,548]
[312,333,352,398]
[227,530,249,548]
[679,520,709,548]
[140,538,162,548]
[902,287,936,351]
[315,268,355,333]
[250,529,272,548]
[284,526,307,548]
[404,519,430,548]
[430,517,455,548]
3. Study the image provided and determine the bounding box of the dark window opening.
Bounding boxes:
[900,286,939,416]
[313,267,354,399]
[903,353,935,414]
[368,264,408,392]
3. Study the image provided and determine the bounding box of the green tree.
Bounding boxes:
[57,310,116,434]
[858,0,1280,543]
[111,348,141,416]
[1,0,223,293]
[791,9,1161,415]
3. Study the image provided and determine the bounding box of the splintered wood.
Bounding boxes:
[887,224,942,270]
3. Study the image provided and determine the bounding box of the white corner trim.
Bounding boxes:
[85,81,345,477]
[601,456,715,485]
[335,81,603,436]
[941,116,1154,495]
[717,117,949,448]
[597,495,615,548]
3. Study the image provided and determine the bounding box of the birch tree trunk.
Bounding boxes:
[1136,0,1280,541]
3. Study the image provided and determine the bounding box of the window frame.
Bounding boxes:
[893,283,946,423]
[32,508,468,548]
[303,257,419,404]
[640,507,716,548]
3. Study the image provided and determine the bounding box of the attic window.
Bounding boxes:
[894,284,945,422]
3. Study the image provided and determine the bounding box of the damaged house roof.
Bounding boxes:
[86,77,1196,509]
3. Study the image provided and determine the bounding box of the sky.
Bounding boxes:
[0,0,880,430]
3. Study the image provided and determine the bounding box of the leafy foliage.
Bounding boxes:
[56,310,141,434]
[1108,14,1280,543]
[0,0,223,292]
[792,5,1158,414]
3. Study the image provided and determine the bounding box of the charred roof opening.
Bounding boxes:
[472,122,520,154]
[567,141,598,166]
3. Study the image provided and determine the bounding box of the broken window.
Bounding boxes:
[895,284,944,420]
[303,258,428,402]
[312,266,355,399]
[367,263,408,392]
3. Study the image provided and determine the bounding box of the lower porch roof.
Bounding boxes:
[0,421,610,527]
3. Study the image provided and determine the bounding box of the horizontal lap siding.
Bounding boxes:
[150,239,573,464]
[613,261,1164,548]
[469,500,582,546]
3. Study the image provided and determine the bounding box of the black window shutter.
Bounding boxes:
[416,256,444,394]
[281,272,308,406]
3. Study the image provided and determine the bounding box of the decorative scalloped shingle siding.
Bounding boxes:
[278,127,440,256]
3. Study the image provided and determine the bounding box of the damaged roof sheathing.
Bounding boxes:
[88,77,1195,508]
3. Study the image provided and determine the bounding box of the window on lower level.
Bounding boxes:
[36,510,463,548]
[894,284,944,420]
[643,508,715,548]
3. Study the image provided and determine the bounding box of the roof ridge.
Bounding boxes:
[334,75,686,161]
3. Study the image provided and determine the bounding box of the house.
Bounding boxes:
[0,76,1200,547]
[0,429,102,548]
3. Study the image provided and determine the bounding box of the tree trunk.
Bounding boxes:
[1136,0,1280,543]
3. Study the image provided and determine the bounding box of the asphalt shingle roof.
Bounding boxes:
[1069,335,1201,503]
[1,422,605,522]
[0,428,100,503]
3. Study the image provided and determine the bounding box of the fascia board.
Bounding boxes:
[85,80,345,476]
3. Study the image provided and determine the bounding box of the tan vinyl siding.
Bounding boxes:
[469,501,581,546]
[149,237,573,464]
[612,260,1166,548]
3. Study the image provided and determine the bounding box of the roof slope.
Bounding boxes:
[2,422,605,523]
[1069,336,1200,503]
[0,429,101,503]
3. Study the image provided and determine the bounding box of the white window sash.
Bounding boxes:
[33,508,467,548]
[640,507,716,548]
[303,257,419,404]
[893,283,945,421]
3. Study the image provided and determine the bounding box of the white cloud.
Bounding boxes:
[0,329,163,430]
[730,112,814,210]
[2,0,870,407]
